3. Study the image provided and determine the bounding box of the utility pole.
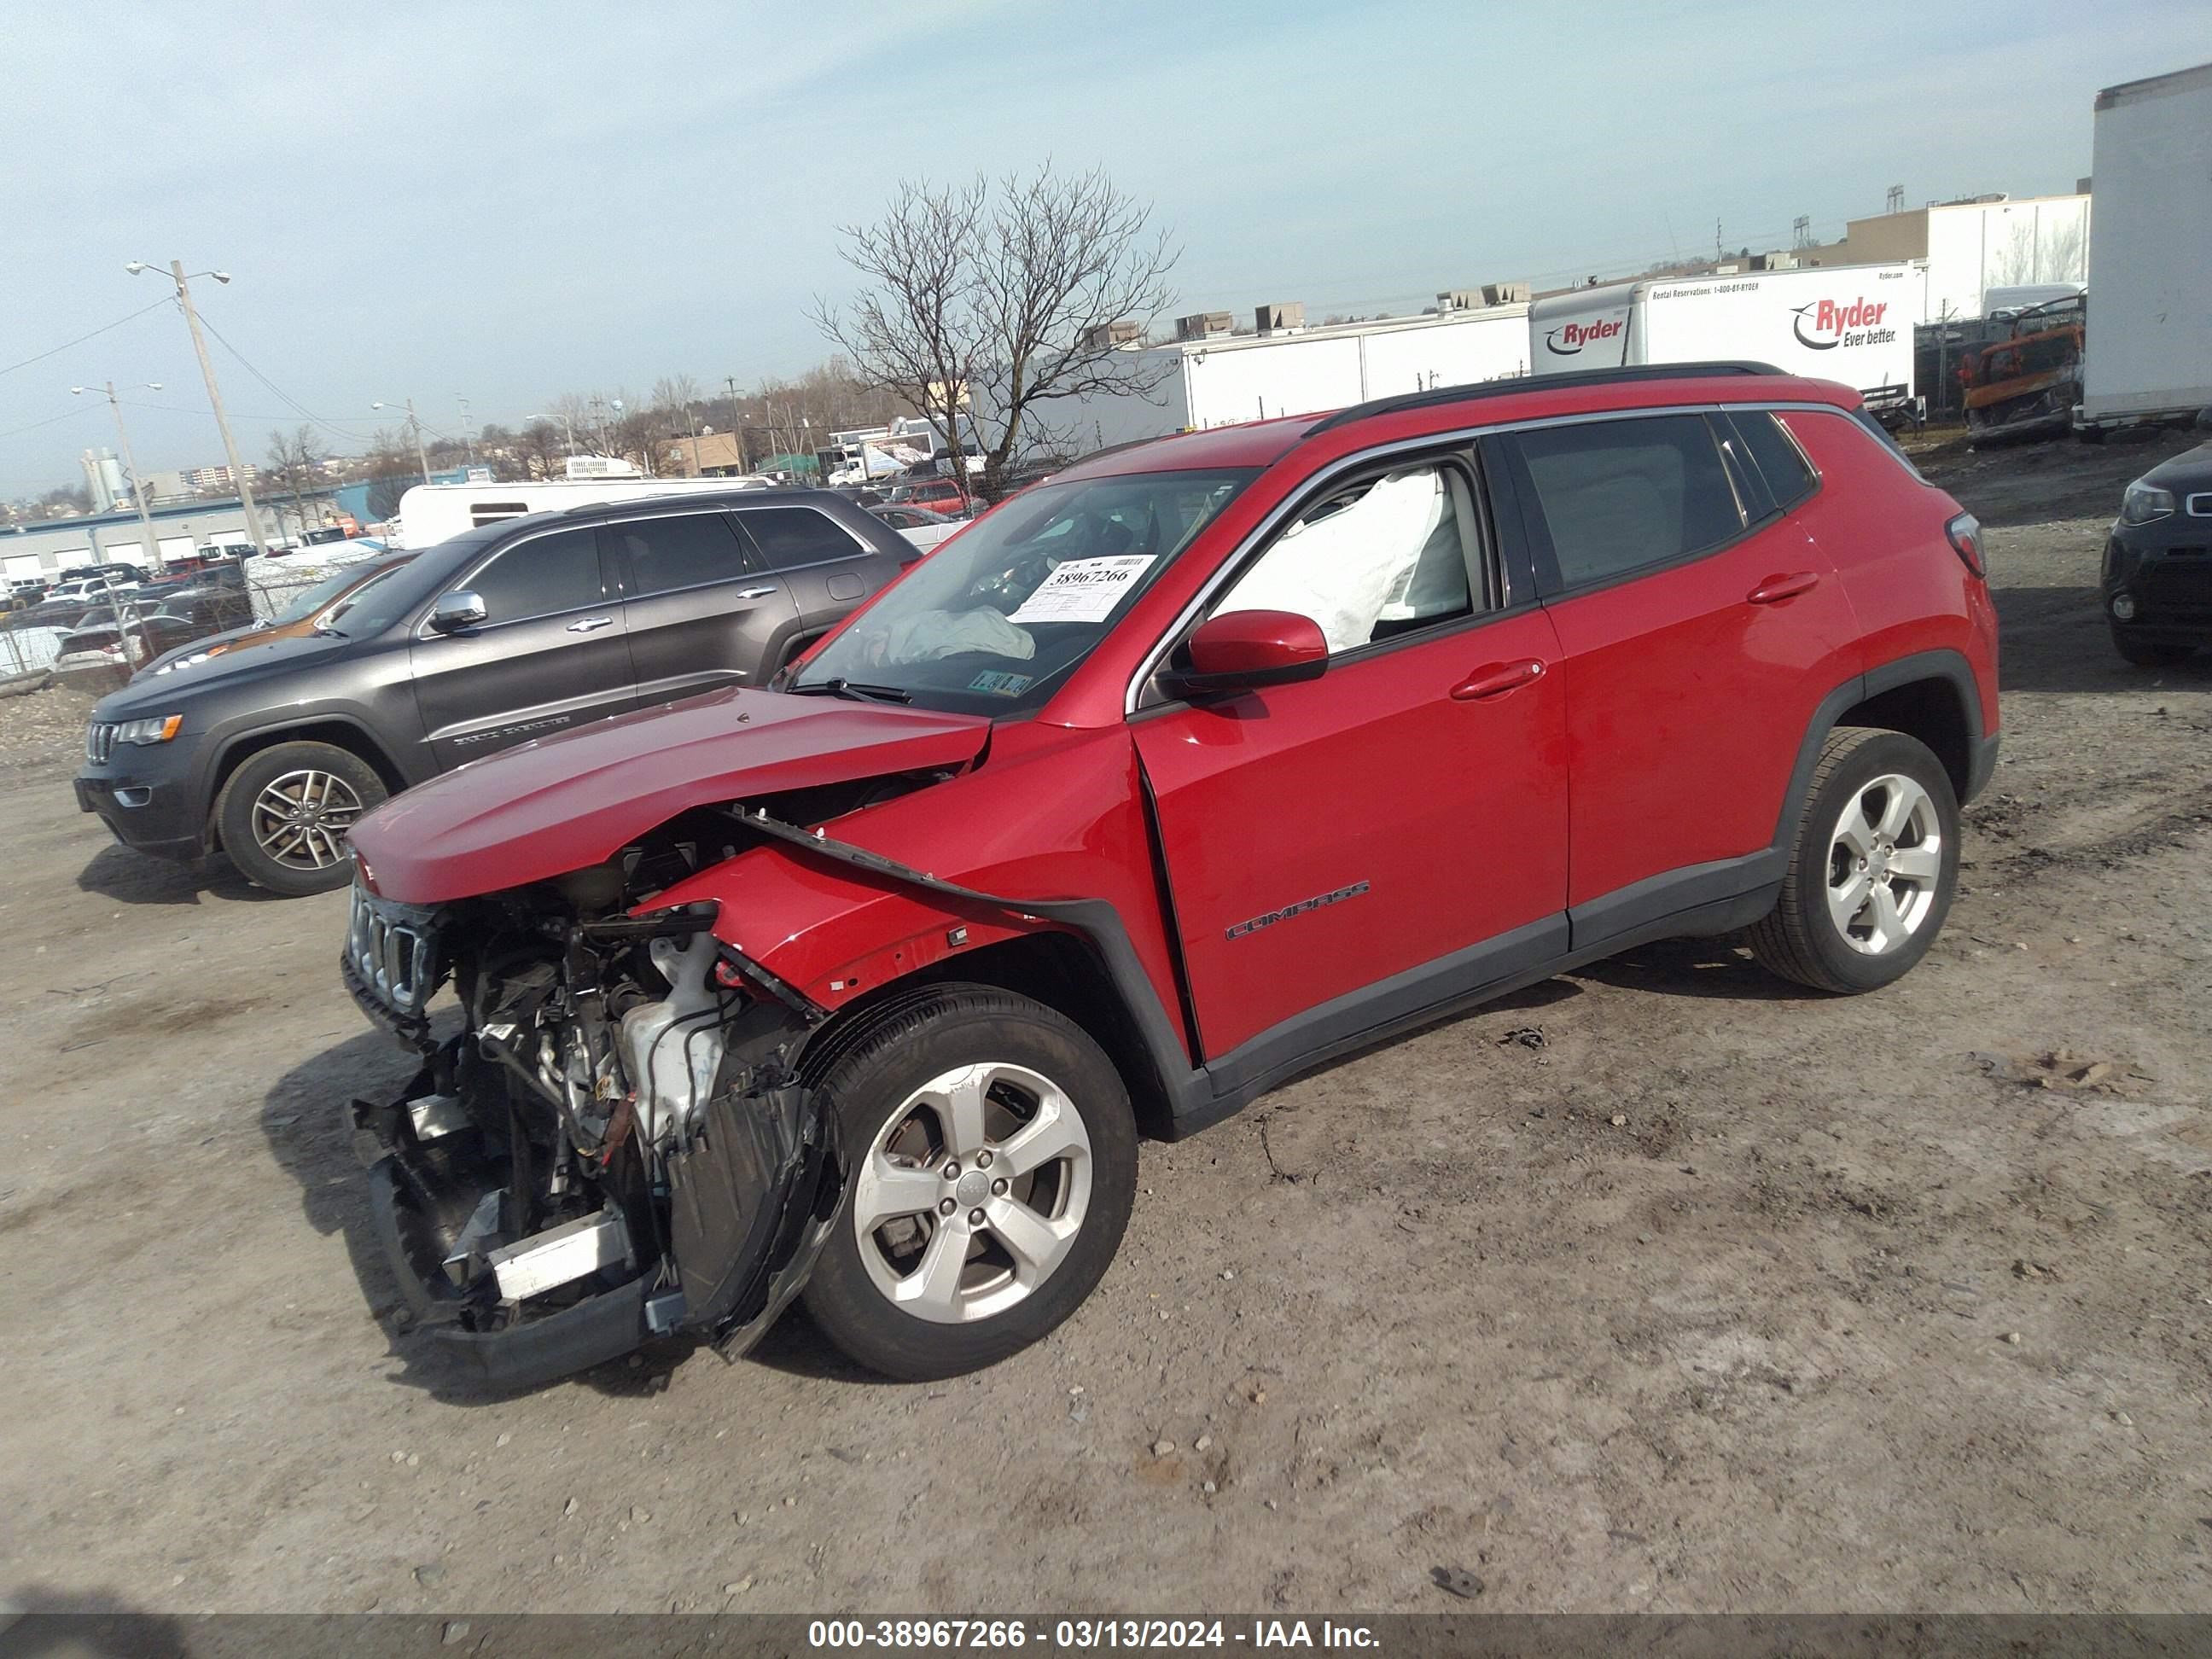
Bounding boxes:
[79,381,156,675]
[170,260,271,560]
[375,399,431,481]
[457,394,475,464]
[81,382,161,572]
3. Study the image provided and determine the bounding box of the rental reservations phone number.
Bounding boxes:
[809,1620,1381,1651]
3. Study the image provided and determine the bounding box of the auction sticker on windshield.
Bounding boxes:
[1009,555,1156,624]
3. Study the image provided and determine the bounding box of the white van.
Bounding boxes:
[393,461,777,550]
[1529,262,1924,420]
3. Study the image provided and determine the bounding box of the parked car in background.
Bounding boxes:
[888,478,976,517]
[335,362,1998,1389]
[2103,442,2212,664]
[76,489,918,895]
[48,573,139,606]
[869,504,966,554]
[52,608,209,690]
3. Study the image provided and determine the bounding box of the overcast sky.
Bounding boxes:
[0,0,2186,494]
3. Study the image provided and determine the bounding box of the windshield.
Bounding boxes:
[274,565,384,626]
[795,467,1256,714]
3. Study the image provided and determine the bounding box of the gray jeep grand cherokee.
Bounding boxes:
[74,488,918,894]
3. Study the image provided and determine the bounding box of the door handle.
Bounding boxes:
[566,615,614,633]
[1450,658,1546,701]
[733,585,778,601]
[1747,571,1821,604]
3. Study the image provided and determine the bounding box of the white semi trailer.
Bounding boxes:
[2078,61,2212,437]
[1528,263,1924,421]
[1065,305,1531,452]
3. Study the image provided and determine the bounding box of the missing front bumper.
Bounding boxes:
[348,1068,838,1392]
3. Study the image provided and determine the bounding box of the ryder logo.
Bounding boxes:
[1544,317,1623,356]
[1791,296,1893,351]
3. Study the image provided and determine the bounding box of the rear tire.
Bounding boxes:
[2110,625,2193,667]
[1746,728,1959,994]
[214,740,386,896]
[800,985,1137,1381]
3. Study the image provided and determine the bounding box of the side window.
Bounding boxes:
[1507,414,1746,591]
[1213,462,1480,654]
[1726,411,1817,511]
[736,506,866,570]
[463,527,606,623]
[608,512,753,597]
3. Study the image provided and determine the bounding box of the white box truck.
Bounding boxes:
[2078,61,2212,436]
[1529,263,1924,421]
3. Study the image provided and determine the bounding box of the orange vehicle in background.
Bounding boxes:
[139,553,412,676]
[1960,295,2087,445]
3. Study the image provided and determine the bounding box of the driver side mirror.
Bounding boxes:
[1161,608,1329,699]
[430,591,487,633]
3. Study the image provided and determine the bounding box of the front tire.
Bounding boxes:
[1747,727,1959,994]
[214,740,387,896]
[800,986,1137,1381]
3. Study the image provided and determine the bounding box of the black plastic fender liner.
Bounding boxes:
[666,1080,840,1342]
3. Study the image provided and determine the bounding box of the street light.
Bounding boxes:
[372,399,432,484]
[126,259,268,559]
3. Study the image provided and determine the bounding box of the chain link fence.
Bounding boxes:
[0,567,335,678]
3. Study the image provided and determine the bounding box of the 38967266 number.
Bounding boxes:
[807,1620,1031,1648]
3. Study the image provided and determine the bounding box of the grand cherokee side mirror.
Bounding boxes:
[1161,608,1329,699]
[430,591,487,633]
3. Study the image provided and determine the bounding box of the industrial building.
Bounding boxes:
[1838,191,2092,322]
[0,498,276,582]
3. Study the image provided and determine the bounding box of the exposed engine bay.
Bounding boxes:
[341,784,928,1389]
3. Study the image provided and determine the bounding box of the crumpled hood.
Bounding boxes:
[350,687,991,905]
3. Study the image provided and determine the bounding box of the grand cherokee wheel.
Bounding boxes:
[800,986,1136,1380]
[215,740,387,896]
[1747,727,1959,993]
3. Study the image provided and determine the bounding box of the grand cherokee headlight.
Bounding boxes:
[115,714,183,745]
[2120,480,2176,526]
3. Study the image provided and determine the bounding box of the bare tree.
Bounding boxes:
[265,424,326,538]
[515,420,565,480]
[816,165,1178,498]
[815,176,986,489]
[651,374,702,438]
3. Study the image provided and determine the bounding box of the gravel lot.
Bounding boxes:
[3,433,2209,1618]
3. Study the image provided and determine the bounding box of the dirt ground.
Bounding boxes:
[3,431,2209,1618]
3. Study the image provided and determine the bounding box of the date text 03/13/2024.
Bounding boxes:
[806,1620,1382,1650]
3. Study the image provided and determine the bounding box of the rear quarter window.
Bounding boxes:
[1728,411,1819,510]
[737,506,868,570]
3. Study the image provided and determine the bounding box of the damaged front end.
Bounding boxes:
[342,841,840,1390]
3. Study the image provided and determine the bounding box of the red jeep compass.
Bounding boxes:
[342,363,1999,1388]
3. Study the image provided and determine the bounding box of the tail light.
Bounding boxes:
[1945,512,1985,578]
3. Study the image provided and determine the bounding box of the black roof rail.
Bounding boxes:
[1305,361,1787,436]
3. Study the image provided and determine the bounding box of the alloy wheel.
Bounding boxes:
[1825,771,1942,954]
[853,1062,1093,1324]
[250,768,365,872]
